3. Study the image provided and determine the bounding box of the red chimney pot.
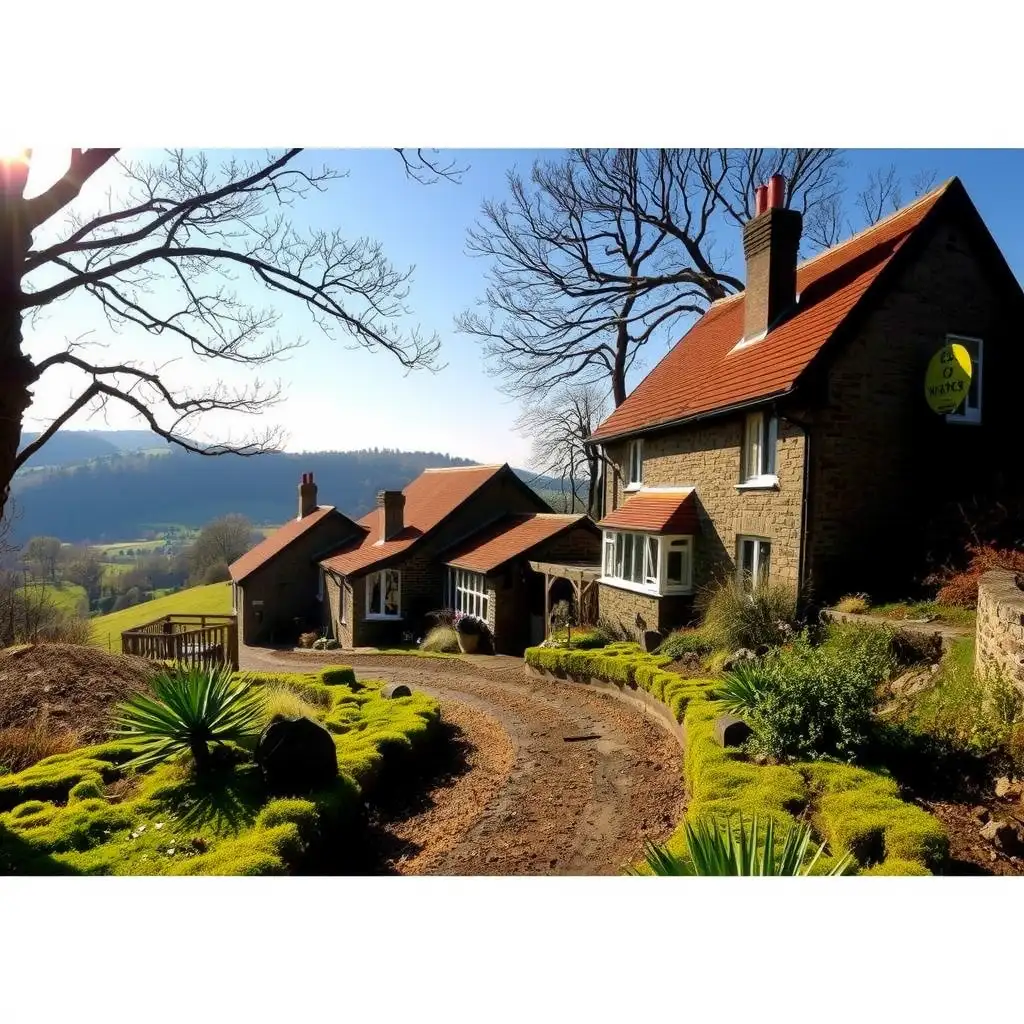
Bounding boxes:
[767,174,786,210]
[755,185,768,216]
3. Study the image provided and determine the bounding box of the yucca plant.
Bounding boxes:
[714,660,775,718]
[113,663,266,774]
[630,815,853,876]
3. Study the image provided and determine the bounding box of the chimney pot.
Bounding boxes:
[755,185,768,216]
[767,174,786,210]
[377,490,406,541]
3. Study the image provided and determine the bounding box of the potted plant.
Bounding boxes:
[454,612,487,654]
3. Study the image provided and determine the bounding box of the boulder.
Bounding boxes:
[641,630,663,654]
[980,819,1021,853]
[722,648,756,672]
[972,805,991,824]
[714,714,753,748]
[995,777,1023,800]
[256,715,338,794]
[381,683,412,699]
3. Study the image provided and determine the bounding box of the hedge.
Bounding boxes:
[524,643,948,875]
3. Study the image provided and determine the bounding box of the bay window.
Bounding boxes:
[366,568,401,618]
[446,567,489,621]
[601,530,692,595]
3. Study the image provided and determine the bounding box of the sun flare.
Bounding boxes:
[0,147,70,195]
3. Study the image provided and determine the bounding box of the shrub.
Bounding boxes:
[934,544,1024,608]
[594,617,636,644]
[732,624,899,761]
[260,684,324,725]
[453,613,488,638]
[297,631,319,649]
[658,627,720,660]
[631,815,852,876]
[425,608,456,627]
[0,714,80,774]
[420,625,460,653]
[318,666,357,687]
[713,660,772,718]
[697,575,799,651]
[835,593,870,614]
[202,562,231,585]
[113,664,266,773]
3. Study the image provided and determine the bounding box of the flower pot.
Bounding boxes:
[457,632,480,654]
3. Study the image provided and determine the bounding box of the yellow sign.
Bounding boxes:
[925,343,973,415]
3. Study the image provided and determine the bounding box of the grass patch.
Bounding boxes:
[0,667,440,875]
[835,594,869,614]
[869,601,976,628]
[89,583,233,650]
[420,625,460,653]
[24,581,88,617]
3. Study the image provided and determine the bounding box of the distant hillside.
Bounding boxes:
[6,436,584,544]
[17,429,171,471]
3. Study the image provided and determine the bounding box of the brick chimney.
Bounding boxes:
[377,490,405,540]
[298,472,318,519]
[742,173,802,342]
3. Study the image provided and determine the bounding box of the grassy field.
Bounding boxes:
[25,580,88,616]
[93,539,167,554]
[89,582,233,651]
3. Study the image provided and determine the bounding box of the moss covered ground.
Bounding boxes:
[0,665,439,875]
[525,642,947,875]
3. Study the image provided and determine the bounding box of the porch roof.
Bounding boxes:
[526,559,602,583]
[597,488,699,535]
[444,513,591,574]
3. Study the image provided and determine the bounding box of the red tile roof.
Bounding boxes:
[590,181,952,442]
[229,506,345,582]
[444,514,592,573]
[320,465,508,576]
[597,489,699,534]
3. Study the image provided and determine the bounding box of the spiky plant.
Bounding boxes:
[630,815,853,876]
[714,660,776,718]
[113,663,266,774]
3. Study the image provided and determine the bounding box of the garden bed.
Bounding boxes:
[0,665,441,875]
[525,642,948,875]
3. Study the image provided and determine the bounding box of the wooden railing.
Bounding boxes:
[121,614,239,671]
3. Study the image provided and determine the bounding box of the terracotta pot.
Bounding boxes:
[457,632,480,654]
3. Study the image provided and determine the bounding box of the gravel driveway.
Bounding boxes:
[242,647,685,876]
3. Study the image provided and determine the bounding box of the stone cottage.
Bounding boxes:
[587,174,1024,632]
[230,464,601,654]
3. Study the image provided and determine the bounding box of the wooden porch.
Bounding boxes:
[527,559,602,639]
[121,614,240,671]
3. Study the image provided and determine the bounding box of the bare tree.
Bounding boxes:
[189,513,258,578]
[0,147,463,526]
[515,382,611,515]
[24,535,62,581]
[459,149,937,409]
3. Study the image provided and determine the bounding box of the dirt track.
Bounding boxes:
[241,648,684,876]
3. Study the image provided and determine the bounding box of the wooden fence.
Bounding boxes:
[121,614,239,671]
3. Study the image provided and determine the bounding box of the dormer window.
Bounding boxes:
[626,439,643,490]
[738,412,779,489]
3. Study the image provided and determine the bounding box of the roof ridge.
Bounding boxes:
[422,464,504,473]
[796,177,953,273]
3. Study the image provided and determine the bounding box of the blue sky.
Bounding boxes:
[19,148,1024,469]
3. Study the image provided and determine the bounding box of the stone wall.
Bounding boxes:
[976,570,1024,689]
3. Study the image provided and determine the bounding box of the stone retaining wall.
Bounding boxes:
[976,570,1024,689]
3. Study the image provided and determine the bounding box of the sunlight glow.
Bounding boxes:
[0,147,70,196]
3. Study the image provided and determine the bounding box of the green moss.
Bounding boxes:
[858,858,932,877]
[0,666,441,875]
[319,665,358,687]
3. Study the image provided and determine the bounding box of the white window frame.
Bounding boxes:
[738,412,779,489]
[446,567,489,621]
[737,535,772,590]
[945,334,983,425]
[599,530,693,596]
[365,568,402,619]
[625,439,643,491]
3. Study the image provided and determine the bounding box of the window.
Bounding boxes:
[340,584,347,625]
[737,536,771,590]
[446,568,489,621]
[739,412,778,486]
[366,568,401,618]
[626,439,643,489]
[601,530,692,595]
[946,335,983,425]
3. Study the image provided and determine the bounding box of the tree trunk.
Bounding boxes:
[0,191,35,529]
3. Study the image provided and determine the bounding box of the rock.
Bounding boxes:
[722,648,757,672]
[995,777,1023,800]
[256,715,338,794]
[714,714,753,748]
[972,805,991,824]
[642,630,663,654]
[381,683,412,699]
[980,818,1021,853]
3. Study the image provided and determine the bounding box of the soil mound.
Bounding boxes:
[0,643,157,744]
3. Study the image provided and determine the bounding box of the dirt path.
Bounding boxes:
[242,648,684,875]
